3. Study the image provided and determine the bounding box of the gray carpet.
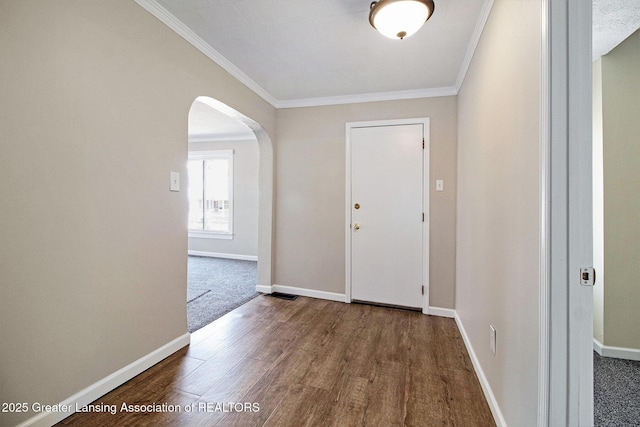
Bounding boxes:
[594,351,640,426]
[187,256,258,333]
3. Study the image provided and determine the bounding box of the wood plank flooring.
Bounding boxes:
[58,296,495,426]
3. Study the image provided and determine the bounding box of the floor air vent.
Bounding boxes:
[270,292,298,301]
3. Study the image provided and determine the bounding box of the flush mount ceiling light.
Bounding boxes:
[369,0,435,40]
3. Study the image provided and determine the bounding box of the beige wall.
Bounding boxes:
[601,29,640,350]
[0,1,275,425]
[188,139,259,257]
[275,98,458,307]
[593,58,605,344]
[456,1,541,425]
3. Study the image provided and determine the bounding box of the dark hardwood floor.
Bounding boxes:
[58,295,495,426]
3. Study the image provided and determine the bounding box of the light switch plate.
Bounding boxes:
[436,180,444,192]
[170,171,180,192]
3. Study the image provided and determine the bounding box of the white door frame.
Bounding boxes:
[345,118,430,313]
[543,0,593,425]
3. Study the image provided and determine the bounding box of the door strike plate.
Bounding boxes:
[580,267,595,286]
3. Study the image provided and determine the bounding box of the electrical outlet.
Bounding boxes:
[490,325,497,355]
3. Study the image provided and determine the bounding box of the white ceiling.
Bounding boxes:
[150,0,490,106]
[592,0,640,60]
[139,0,639,111]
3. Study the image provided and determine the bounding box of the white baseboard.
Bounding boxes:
[455,313,507,427]
[17,334,190,427]
[593,338,604,355]
[426,306,456,318]
[593,338,640,361]
[255,285,272,294]
[188,250,257,261]
[258,287,454,311]
[257,284,347,303]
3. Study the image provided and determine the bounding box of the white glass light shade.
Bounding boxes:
[369,0,435,40]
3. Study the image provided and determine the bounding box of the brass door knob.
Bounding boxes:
[354,223,360,230]
[354,203,360,209]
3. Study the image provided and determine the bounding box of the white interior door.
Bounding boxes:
[350,124,424,308]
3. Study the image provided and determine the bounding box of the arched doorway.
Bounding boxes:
[186,96,273,331]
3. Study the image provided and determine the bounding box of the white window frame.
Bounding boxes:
[187,149,234,240]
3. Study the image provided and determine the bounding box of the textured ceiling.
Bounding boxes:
[154,0,488,103]
[142,0,639,110]
[593,0,640,60]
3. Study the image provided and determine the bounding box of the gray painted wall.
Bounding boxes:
[456,1,542,425]
[593,57,605,344]
[0,1,275,425]
[275,98,458,307]
[600,28,640,350]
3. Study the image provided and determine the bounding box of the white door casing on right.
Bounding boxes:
[347,120,428,309]
[545,0,593,424]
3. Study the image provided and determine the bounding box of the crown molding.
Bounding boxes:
[455,0,495,91]
[134,0,279,107]
[275,86,458,109]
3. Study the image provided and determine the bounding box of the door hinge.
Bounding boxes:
[422,138,425,149]
[421,285,424,295]
[580,267,596,286]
